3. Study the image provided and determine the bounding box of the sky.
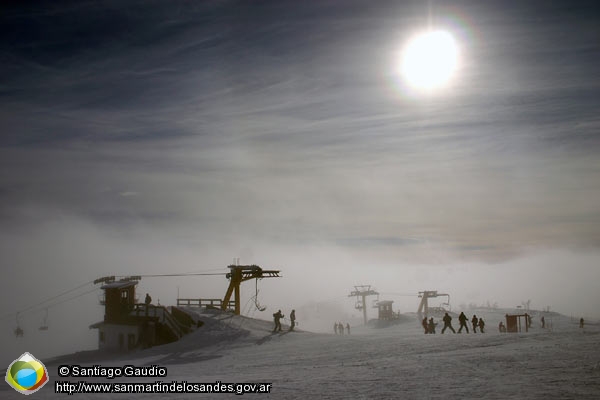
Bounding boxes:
[1,0,600,362]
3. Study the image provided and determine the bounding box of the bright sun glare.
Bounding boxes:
[401,30,459,91]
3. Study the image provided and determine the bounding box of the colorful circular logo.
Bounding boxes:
[5,352,49,395]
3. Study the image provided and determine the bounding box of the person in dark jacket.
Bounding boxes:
[441,313,456,334]
[428,317,437,334]
[478,317,485,333]
[273,310,284,332]
[289,309,296,331]
[458,312,469,333]
[471,315,479,333]
[144,293,152,316]
[422,317,429,334]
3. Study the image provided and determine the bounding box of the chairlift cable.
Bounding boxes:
[379,292,419,297]
[116,272,226,278]
[0,279,96,321]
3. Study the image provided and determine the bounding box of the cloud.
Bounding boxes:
[0,0,599,264]
[118,191,139,197]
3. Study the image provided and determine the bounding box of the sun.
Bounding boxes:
[400,30,459,91]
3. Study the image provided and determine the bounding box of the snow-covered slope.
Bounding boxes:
[2,308,599,399]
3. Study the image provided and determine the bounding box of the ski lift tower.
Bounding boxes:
[222,265,281,315]
[417,290,451,320]
[349,285,379,326]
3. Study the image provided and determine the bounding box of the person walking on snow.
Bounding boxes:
[273,310,284,332]
[471,315,479,333]
[346,323,351,335]
[458,312,469,333]
[289,310,296,331]
[478,317,485,333]
[441,312,456,334]
[428,317,437,334]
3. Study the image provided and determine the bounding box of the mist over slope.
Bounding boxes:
[2,307,600,399]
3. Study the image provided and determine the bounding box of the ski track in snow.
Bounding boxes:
[2,308,599,399]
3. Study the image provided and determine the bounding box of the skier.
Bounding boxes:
[338,322,344,336]
[346,323,351,335]
[273,310,284,332]
[441,312,456,334]
[478,317,485,333]
[541,316,545,329]
[289,309,296,331]
[422,317,429,334]
[458,312,469,333]
[471,314,478,333]
[580,318,584,329]
[428,317,437,334]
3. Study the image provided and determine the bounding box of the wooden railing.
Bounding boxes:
[176,298,236,309]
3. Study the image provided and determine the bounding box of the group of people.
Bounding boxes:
[422,312,486,334]
[273,309,296,332]
[334,322,350,335]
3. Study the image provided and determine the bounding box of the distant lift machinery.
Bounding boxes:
[417,290,451,320]
[349,285,379,326]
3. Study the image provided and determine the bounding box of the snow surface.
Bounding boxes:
[2,308,599,399]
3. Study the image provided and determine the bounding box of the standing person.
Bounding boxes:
[273,310,284,332]
[441,313,456,334]
[144,293,152,315]
[498,321,506,333]
[541,316,545,328]
[458,312,469,333]
[428,317,436,334]
[580,318,585,328]
[478,317,485,333]
[422,317,429,334]
[338,322,344,336]
[334,322,338,335]
[289,309,296,331]
[346,323,351,335]
[471,315,479,333]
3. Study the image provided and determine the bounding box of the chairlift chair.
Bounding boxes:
[39,308,49,331]
[253,279,267,312]
[14,313,24,338]
[355,299,363,310]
